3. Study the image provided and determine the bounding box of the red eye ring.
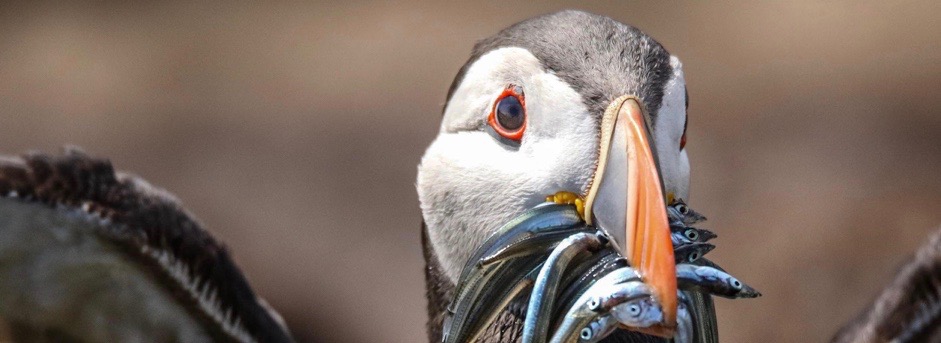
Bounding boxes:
[488,85,527,141]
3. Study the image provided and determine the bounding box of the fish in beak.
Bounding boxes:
[436,93,761,343]
[583,96,678,336]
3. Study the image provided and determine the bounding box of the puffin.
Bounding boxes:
[0,9,934,343]
[0,148,294,343]
[418,10,699,342]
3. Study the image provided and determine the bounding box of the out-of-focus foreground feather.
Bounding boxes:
[0,148,293,343]
[832,226,941,343]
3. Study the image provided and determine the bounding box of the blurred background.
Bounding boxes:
[1,1,940,342]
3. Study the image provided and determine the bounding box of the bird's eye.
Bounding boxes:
[580,328,593,340]
[488,85,526,141]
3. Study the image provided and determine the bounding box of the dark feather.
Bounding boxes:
[832,226,941,343]
[0,148,293,343]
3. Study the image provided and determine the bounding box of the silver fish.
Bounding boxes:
[676,264,761,299]
[674,242,716,264]
[521,232,606,343]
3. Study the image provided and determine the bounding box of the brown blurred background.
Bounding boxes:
[1,1,940,342]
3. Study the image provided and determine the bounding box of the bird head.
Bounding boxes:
[417,10,690,334]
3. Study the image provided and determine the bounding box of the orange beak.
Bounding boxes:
[583,96,677,337]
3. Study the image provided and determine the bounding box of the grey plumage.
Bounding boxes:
[444,10,675,129]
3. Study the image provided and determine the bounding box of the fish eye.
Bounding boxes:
[688,251,700,262]
[628,303,641,316]
[487,84,526,141]
[580,327,593,340]
[684,229,699,241]
[676,203,690,215]
[730,278,743,290]
[587,298,601,311]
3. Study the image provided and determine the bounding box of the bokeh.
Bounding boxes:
[1,2,940,342]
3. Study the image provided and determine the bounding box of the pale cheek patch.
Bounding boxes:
[417,130,597,281]
[418,47,601,281]
[655,56,690,201]
[417,133,545,281]
[677,150,690,200]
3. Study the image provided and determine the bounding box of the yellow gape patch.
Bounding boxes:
[545,191,585,219]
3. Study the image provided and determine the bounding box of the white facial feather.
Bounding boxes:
[418,47,597,282]
[654,56,691,201]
